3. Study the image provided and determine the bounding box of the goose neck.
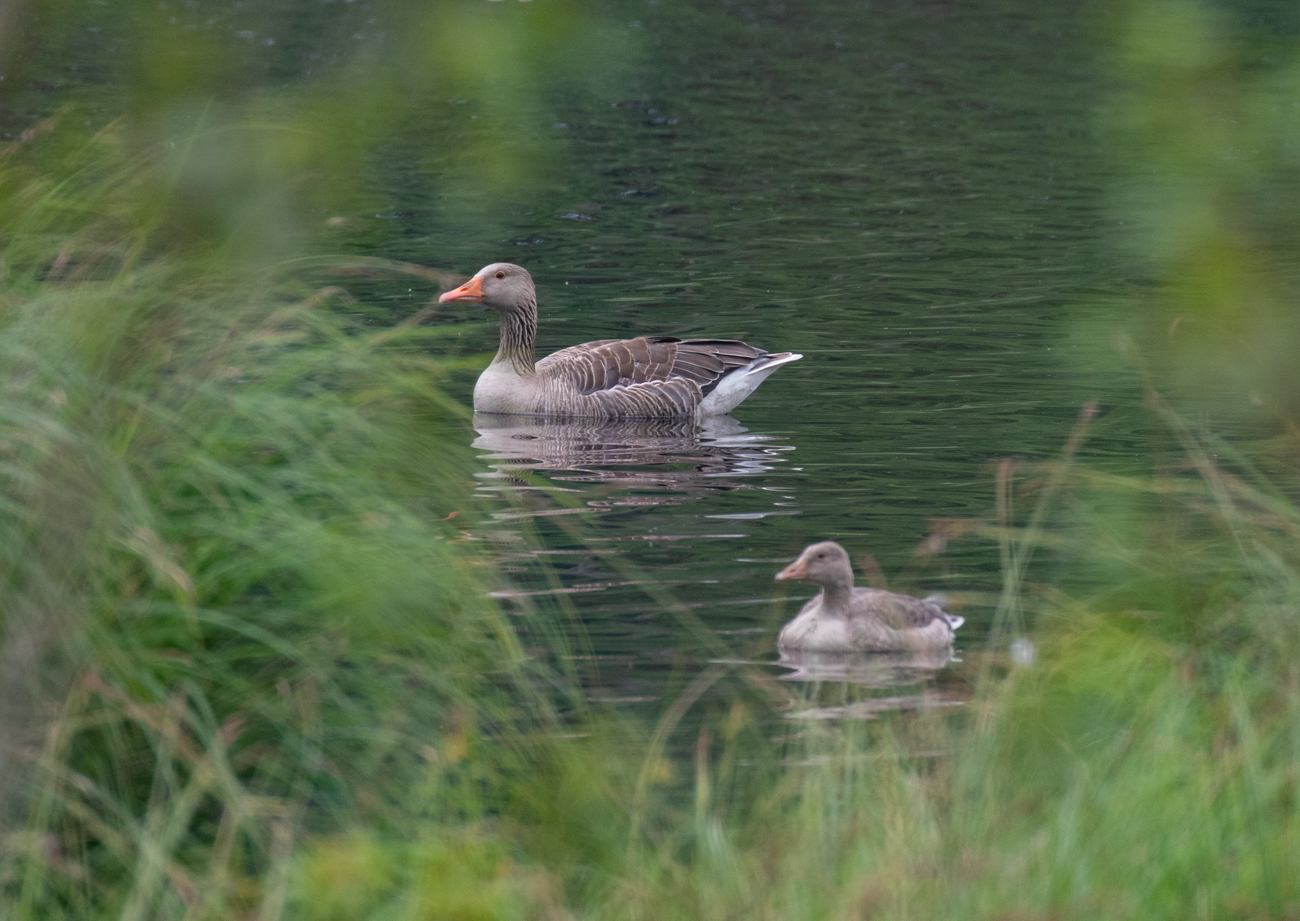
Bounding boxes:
[496,301,537,375]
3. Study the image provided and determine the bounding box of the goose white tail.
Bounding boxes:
[699,352,802,416]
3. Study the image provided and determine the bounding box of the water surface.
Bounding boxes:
[410,0,1139,713]
[9,0,1150,719]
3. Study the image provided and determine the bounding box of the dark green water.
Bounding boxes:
[7,0,1154,712]
[408,0,1142,710]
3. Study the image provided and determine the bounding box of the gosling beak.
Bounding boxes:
[438,275,485,304]
[774,558,808,582]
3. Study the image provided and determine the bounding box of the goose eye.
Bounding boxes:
[494,271,505,279]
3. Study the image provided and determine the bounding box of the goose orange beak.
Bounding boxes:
[774,558,808,582]
[438,275,484,303]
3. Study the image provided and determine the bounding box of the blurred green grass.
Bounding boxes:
[0,115,572,918]
[1,0,1299,919]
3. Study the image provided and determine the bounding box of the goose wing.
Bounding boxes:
[578,377,703,419]
[537,336,769,396]
[666,339,771,394]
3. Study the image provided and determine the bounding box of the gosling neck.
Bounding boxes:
[816,571,855,615]
[495,302,537,375]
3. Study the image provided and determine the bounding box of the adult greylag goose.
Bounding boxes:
[438,263,801,419]
[774,541,964,653]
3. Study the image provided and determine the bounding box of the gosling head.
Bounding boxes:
[438,262,536,312]
[774,540,854,589]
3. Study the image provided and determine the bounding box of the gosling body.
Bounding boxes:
[774,541,963,653]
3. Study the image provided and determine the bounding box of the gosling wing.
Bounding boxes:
[854,588,950,630]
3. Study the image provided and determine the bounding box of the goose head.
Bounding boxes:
[775,541,854,592]
[438,262,536,313]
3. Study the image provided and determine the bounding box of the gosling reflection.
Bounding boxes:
[777,649,966,721]
[776,647,957,687]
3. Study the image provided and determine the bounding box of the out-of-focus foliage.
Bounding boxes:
[0,0,618,266]
[0,115,566,918]
[0,3,627,917]
[1103,0,1300,420]
[294,828,571,921]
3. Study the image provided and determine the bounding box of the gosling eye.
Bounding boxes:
[494,270,506,279]
[815,552,825,559]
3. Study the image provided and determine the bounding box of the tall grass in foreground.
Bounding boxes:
[3,112,1300,921]
[0,120,580,919]
[571,396,1300,921]
[281,402,1300,921]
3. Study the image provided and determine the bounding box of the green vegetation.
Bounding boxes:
[1,0,1298,919]
[0,117,558,918]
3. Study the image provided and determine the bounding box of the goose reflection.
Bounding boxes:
[471,412,794,502]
